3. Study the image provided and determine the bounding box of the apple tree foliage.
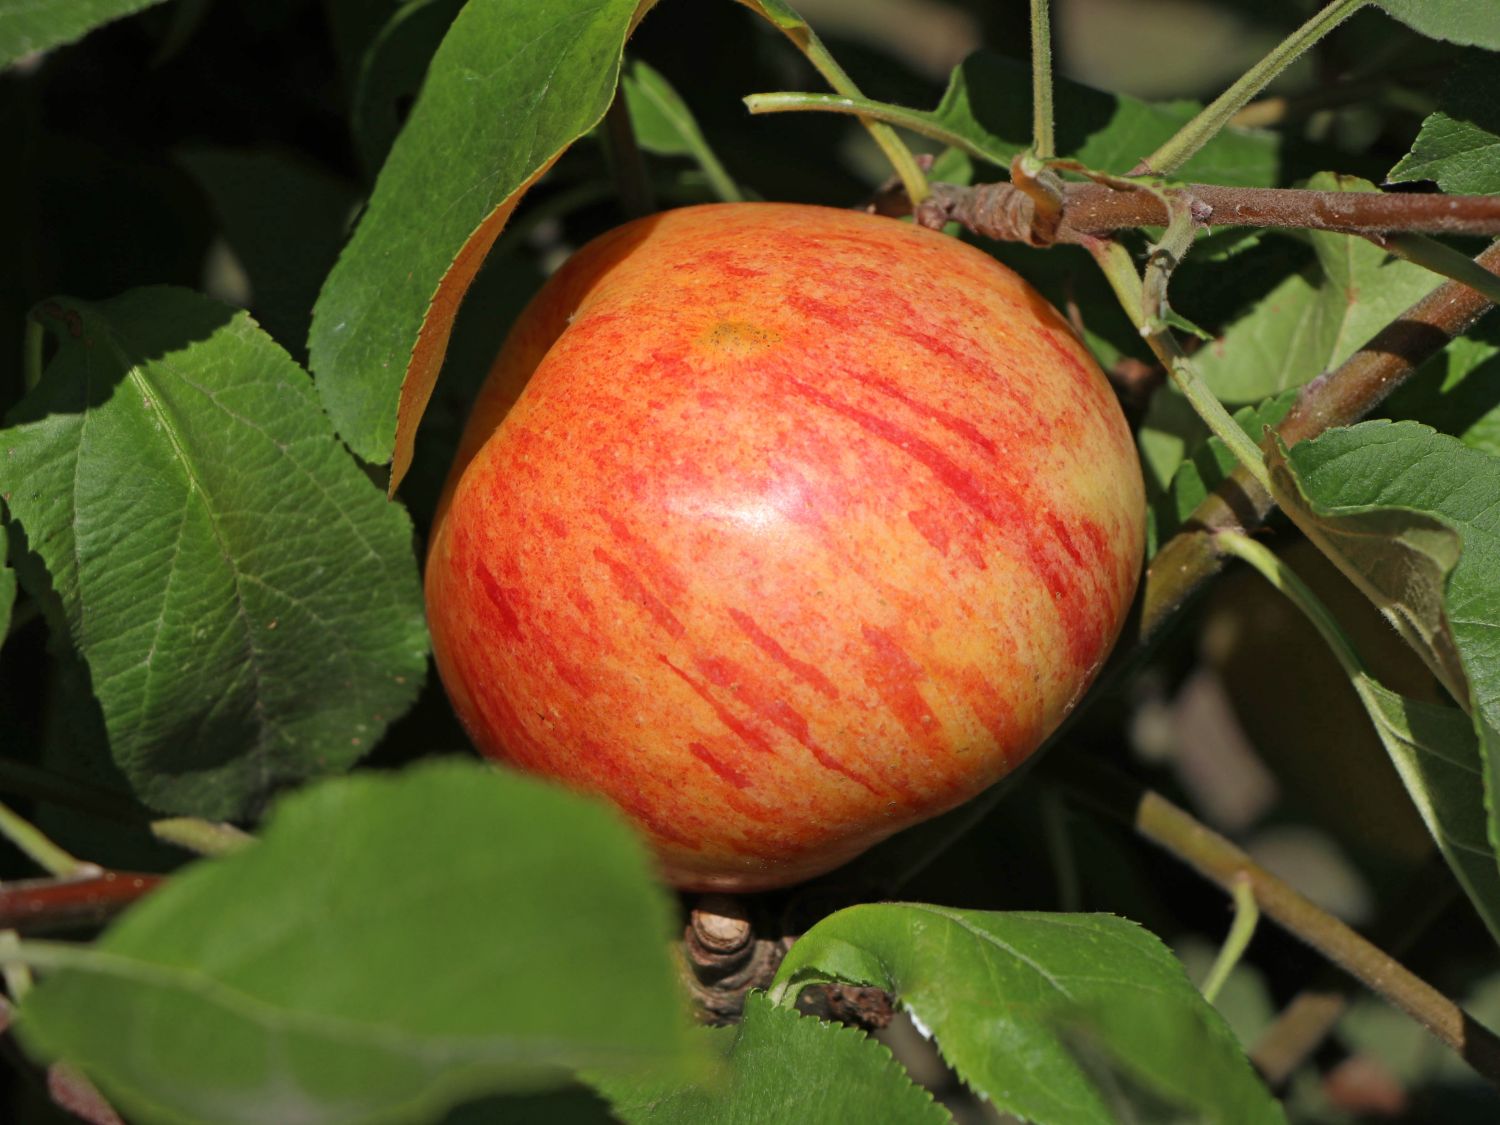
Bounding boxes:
[2,0,1500,1121]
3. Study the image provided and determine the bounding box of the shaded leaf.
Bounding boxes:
[927,51,1279,185]
[1353,675,1500,944]
[324,0,403,90]
[442,1086,616,1125]
[1389,57,1500,195]
[17,760,694,1125]
[1194,174,1440,405]
[0,288,427,819]
[1269,420,1500,859]
[349,0,465,177]
[771,905,1284,1124]
[624,59,744,203]
[178,148,359,358]
[0,0,168,68]
[591,992,950,1125]
[308,0,649,489]
[0,529,13,642]
[1387,333,1500,457]
[1374,1,1500,50]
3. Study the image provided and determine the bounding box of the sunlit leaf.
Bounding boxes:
[308,0,650,491]
[1142,390,1298,553]
[591,993,950,1125]
[771,905,1285,1124]
[1374,1,1500,49]
[1389,56,1500,195]
[17,761,695,1125]
[1194,174,1440,405]
[0,0,168,68]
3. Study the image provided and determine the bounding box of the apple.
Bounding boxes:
[425,202,1145,891]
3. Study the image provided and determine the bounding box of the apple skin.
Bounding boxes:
[426,202,1145,891]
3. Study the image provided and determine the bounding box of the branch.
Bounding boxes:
[1250,853,1459,1087]
[0,871,163,934]
[1139,238,1500,642]
[1054,757,1500,1089]
[918,180,1500,243]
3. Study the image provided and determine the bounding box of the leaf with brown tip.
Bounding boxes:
[309,0,655,489]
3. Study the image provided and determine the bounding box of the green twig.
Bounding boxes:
[736,0,929,204]
[1214,531,1364,677]
[1201,876,1259,1004]
[744,91,998,166]
[1086,234,1273,492]
[1030,0,1054,160]
[0,801,89,879]
[1054,757,1500,1090]
[1138,0,1369,177]
[0,931,31,1001]
[628,67,743,204]
[151,818,254,858]
[1380,234,1500,307]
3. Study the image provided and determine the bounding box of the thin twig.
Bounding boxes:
[735,0,929,205]
[150,817,253,858]
[603,89,655,219]
[1054,757,1500,1089]
[0,800,89,879]
[1137,0,1369,177]
[1139,239,1500,643]
[1029,0,1054,160]
[919,181,1500,244]
[1201,876,1259,1005]
[1250,853,1459,1087]
[0,871,163,934]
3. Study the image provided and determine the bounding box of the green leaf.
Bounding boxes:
[308,0,647,479]
[1144,390,1299,551]
[349,0,465,177]
[1269,420,1500,870]
[591,993,950,1125]
[179,148,359,359]
[1387,333,1500,457]
[928,51,1279,185]
[15,760,694,1125]
[1194,174,1441,405]
[0,528,14,641]
[1389,57,1500,195]
[0,288,427,819]
[623,59,744,203]
[1374,1,1500,49]
[0,0,168,69]
[1352,675,1500,944]
[770,905,1285,1125]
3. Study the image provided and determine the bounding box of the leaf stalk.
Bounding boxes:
[1138,0,1370,176]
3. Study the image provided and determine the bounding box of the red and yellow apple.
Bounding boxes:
[425,202,1145,891]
